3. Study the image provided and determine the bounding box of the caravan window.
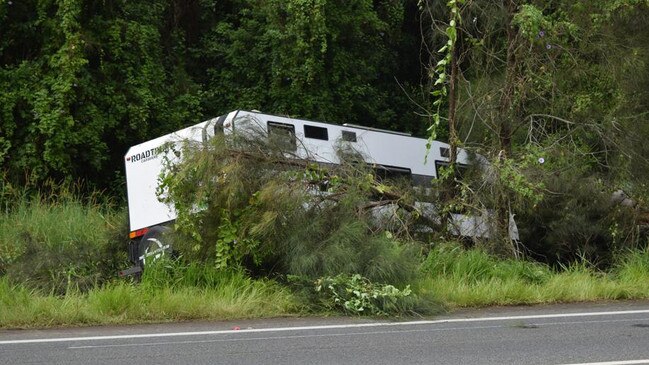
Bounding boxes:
[304,125,328,140]
[342,130,357,142]
[267,121,297,151]
[374,165,411,182]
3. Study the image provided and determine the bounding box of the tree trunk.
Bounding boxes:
[499,0,518,158]
[448,28,461,166]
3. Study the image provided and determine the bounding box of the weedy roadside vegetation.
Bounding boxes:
[0,181,128,294]
[0,180,298,328]
[418,243,649,308]
[3,239,649,328]
[0,265,298,328]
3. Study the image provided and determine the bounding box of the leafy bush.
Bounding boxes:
[314,274,414,316]
[454,137,641,266]
[511,141,640,266]
[158,126,422,285]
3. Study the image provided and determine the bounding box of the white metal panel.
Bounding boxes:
[230,111,465,179]
[125,120,213,232]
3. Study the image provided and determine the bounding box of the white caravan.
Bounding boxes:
[122,110,506,274]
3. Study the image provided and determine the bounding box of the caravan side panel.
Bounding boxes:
[124,120,213,233]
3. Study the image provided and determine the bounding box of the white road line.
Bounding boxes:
[67,324,506,349]
[68,324,505,349]
[1,308,648,345]
[64,317,649,350]
[556,360,649,365]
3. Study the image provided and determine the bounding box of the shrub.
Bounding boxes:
[314,274,415,316]
[158,124,422,286]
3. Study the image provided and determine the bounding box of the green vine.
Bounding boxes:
[425,0,464,150]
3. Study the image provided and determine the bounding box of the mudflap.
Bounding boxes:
[118,240,144,278]
[127,239,139,264]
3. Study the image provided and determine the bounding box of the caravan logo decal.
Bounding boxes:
[126,145,169,164]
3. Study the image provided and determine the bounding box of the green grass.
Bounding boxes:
[417,245,649,308]
[0,189,127,294]
[0,271,300,328]
[3,245,649,328]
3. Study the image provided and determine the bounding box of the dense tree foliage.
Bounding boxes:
[1,0,203,189]
[0,0,422,191]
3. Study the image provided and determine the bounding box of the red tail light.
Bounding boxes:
[129,227,149,239]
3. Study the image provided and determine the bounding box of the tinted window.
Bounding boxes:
[304,125,328,140]
[342,130,357,142]
[374,165,411,182]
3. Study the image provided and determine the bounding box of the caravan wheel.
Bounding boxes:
[138,226,172,267]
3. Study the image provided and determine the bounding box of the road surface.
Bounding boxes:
[2,301,649,364]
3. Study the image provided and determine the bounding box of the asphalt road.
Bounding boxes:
[2,301,649,365]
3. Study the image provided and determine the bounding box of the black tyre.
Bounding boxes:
[137,226,172,267]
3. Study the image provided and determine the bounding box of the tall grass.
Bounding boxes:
[615,248,649,284]
[418,244,649,308]
[0,187,127,294]
[0,269,299,328]
[3,243,649,328]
